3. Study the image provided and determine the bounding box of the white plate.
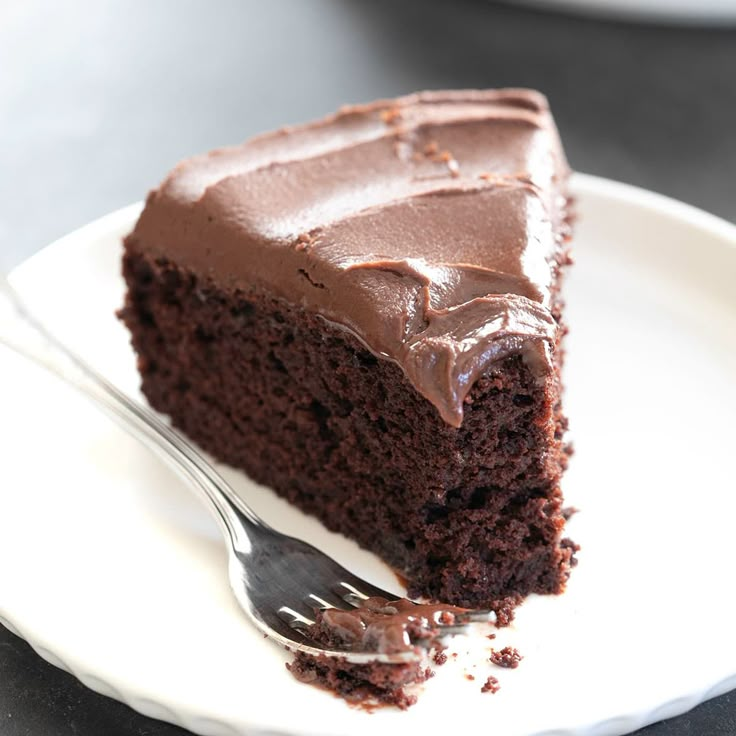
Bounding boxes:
[508,0,736,24]
[1,174,736,736]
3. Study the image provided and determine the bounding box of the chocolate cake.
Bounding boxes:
[287,596,465,708]
[289,652,432,710]
[120,89,576,611]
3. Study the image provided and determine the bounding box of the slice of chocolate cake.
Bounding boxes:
[120,89,576,611]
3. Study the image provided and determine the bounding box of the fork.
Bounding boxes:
[0,273,491,664]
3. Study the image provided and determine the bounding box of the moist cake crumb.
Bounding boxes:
[287,656,425,710]
[287,596,471,708]
[434,651,448,666]
[481,675,501,693]
[490,646,523,669]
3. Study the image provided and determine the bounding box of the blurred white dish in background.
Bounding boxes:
[507,0,736,24]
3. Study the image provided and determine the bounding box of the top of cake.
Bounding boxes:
[129,89,570,426]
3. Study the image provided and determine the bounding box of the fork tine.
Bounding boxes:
[253,607,315,645]
[335,578,399,602]
[336,582,369,605]
[306,592,342,610]
[278,606,316,631]
[341,592,367,608]
[432,623,472,636]
[457,609,496,624]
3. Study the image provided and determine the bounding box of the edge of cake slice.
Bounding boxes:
[120,89,577,612]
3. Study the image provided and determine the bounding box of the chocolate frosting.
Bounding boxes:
[316,596,467,655]
[129,89,570,426]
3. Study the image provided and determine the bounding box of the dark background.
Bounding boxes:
[1,1,735,734]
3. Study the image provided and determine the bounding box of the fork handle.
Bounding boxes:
[0,273,268,550]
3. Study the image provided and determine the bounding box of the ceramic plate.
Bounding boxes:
[1,174,736,736]
[508,0,736,24]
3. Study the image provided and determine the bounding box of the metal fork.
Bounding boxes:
[0,273,491,664]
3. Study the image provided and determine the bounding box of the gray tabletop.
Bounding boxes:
[1,1,735,735]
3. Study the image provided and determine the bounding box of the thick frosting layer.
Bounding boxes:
[129,90,570,426]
